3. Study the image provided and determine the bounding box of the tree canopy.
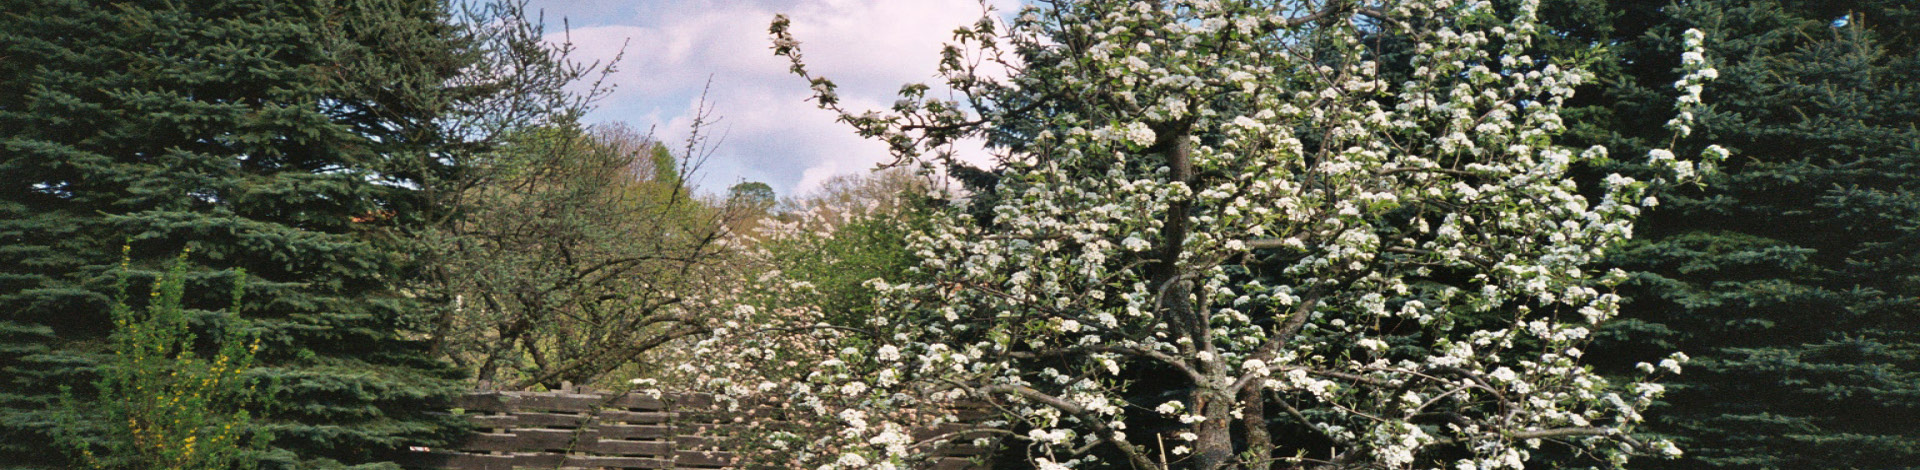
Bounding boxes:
[672,1,1724,468]
[0,0,583,466]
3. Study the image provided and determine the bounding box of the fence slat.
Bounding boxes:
[561,454,675,469]
[398,452,515,470]
[585,439,675,457]
[674,449,736,468]
[596,423,676,440]
[406,391,993,469]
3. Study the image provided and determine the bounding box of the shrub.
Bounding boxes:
[56,249,268,469]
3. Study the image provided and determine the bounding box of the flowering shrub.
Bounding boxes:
[688,1,1724,469]
[56,249,267,469]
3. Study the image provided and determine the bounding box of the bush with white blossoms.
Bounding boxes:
[648,175,951,467]
[690,1,1723,469]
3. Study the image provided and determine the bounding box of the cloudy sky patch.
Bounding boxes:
[528,0,1014,197]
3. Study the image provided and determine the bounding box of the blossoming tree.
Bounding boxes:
[699,1,1721,468]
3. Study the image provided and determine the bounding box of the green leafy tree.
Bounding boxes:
[1542,1,1920,468]
[55,250,267,469]
[650,142,684,187]
[728,181,777,210]
[418,121,738,390]
[762,168,934,326]
[0,0,583,466]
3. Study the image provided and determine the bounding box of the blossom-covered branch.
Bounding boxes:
[687,1,1725,468]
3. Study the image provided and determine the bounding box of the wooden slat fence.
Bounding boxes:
[401,389,993,469]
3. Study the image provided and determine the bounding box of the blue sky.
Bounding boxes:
[526,0,1015,198]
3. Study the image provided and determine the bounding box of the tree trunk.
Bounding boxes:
[1241,386,1273,470]
[1194,386,1237,469]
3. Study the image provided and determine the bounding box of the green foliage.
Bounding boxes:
[1544,0,1920,467]
[759,170,936,326]
[778,213,921,324]
[650,143,683,187]
[55,249,267,470]
[0,0,590,466]
[417,121,733,390]
[727,182,776,210]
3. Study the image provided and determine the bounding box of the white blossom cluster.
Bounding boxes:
[1666,28,1717,137]
[693,1,1720,468]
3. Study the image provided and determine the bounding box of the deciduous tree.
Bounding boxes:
[694,0,1723,468]
[418,121,744,390]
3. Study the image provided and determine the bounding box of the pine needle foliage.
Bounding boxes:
[1541,1,1920,467]
[0,0,583,466]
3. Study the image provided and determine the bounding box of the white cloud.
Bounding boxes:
[532,0,1015,197]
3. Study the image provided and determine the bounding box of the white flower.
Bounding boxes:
[1027,428,1071,444]
[1655,440,1683,457]
[1243,359,1269,376]
[1124,122,1156,146]
[835,453,868,468]
[839,381,868,396]
[1490,367,1517,382]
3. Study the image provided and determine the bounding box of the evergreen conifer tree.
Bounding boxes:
[1543,1,1920,467]
[0,0,572,466]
